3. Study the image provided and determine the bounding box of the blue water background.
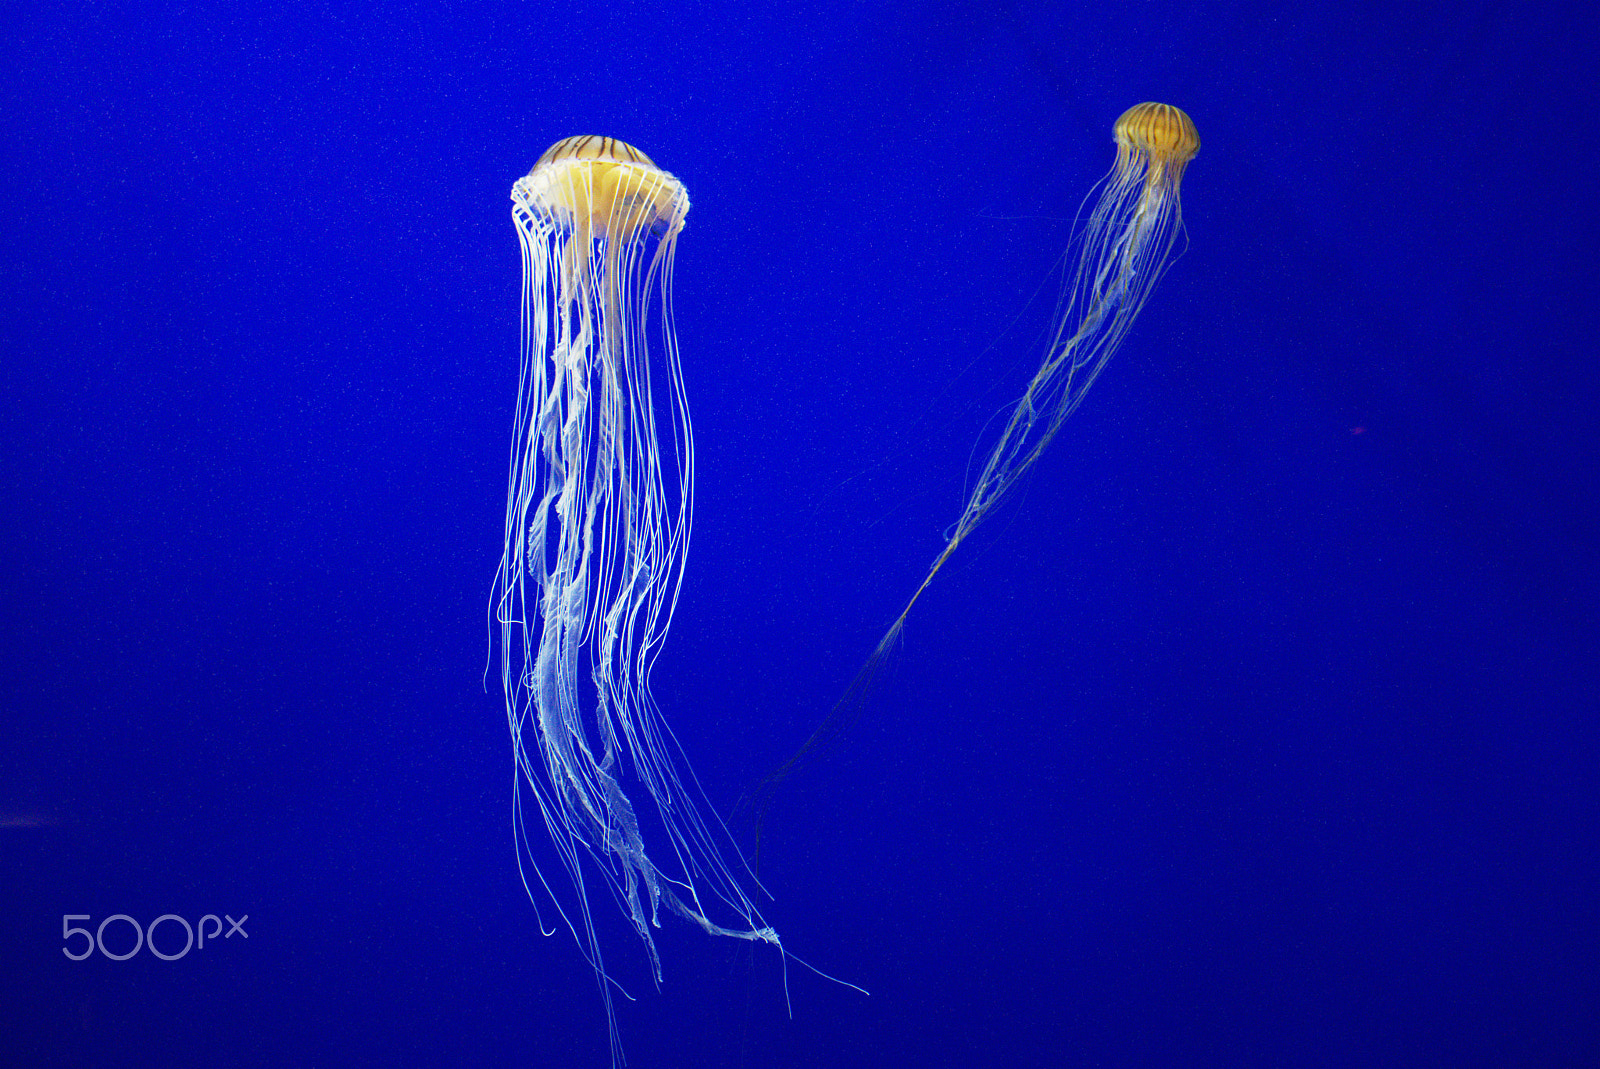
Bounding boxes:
[3,2,1596,1066]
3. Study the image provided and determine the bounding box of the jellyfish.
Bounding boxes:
[756,103,1200,820]
[493,136,782,1063]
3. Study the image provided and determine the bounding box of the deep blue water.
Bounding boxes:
[3,2,1597,1066]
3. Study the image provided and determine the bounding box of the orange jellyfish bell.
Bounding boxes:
[515,134,689,240]
[1113,102,1200,186]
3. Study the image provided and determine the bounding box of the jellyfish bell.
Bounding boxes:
[1113,102,1200,183]
[516,135,688,246]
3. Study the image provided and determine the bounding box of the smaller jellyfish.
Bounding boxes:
[494,136,781,1066]
[927,102,1200,584]
[756,104,1200,819]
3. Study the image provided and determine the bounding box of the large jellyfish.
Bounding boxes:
[758,103,1201,814]
[493,136,781,1063]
